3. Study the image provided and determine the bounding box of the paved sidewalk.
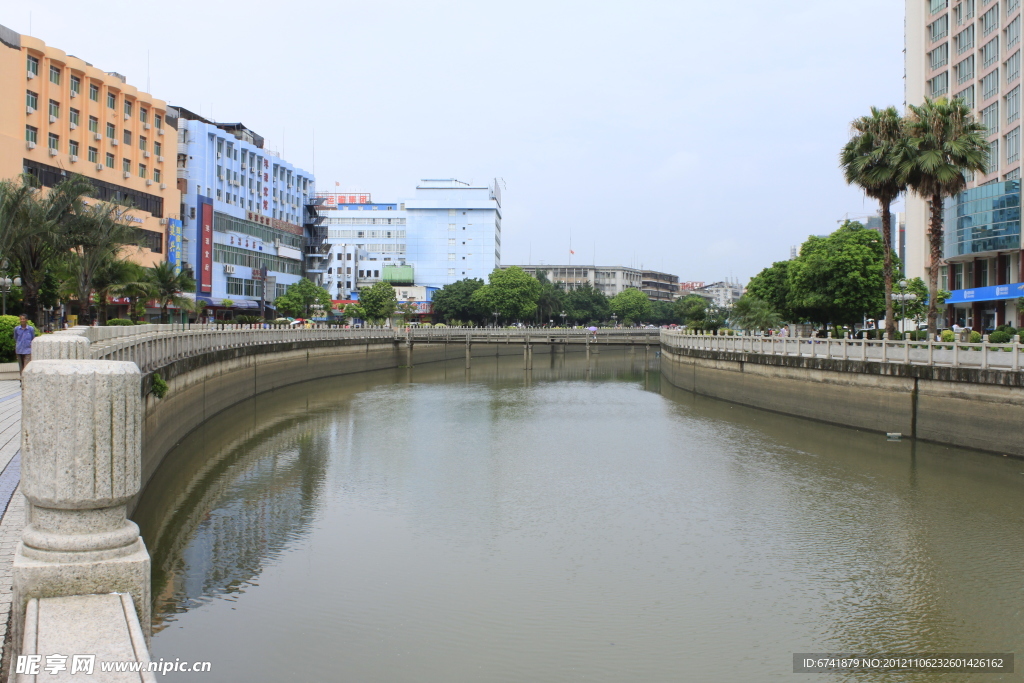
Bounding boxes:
[0,380,24,672]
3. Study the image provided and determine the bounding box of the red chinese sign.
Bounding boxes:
[200,203,213,294]
[320,193,371,207]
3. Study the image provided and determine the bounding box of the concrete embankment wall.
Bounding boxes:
[660,345,1024,457]
[139,338,555,499]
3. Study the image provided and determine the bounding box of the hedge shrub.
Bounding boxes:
[941,330,955,342]
[989,331,1012,344]
[106,318,135,326]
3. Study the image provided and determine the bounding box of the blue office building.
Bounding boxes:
[941,181,1023,331]
[172,106,315,315]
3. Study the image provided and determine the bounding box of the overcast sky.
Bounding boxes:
[8,0,905,283]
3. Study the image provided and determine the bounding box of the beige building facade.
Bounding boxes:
[0,24,179,268]
[906,0,1024,330]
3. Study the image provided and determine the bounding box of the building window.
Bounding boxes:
[154,141,161,157]
[69,140,79,157]
[1007,167,1022,179]
[983,37,1000,68]
[989,139,1000,173]
[1007,50,1021,83]
[1006,127,1020,162]
[25,126,37,144]
[138,163,147,179]
[154,114,162,129]
[154,168,161,183]
[70,75,80,96]
[48,65,60,85]
[105,152,114,168]
[957,54,975,83]
[88,147,97,163]
[139,136,147,152]
[124,101,132,118]
[931,14,949,42]
[123,130,132,146]
[1008,16,1021,48]
[983,4,1000,35]
[25,90,37,110]
[47,133,59,151]
[930,71,950,97]
[106,122,115,138]
[89,83,99,102]
[982,68,1000,99]
[69,108,79,126]
[1007,85,1020,122]
[448,253,456,261]
[48,100,59,119]
[88,116,98,133]
[122,158,130,174]
[26,55,38,76]
[107,92,116,109]
[1010,0,1021,13]
[932,42,951,69]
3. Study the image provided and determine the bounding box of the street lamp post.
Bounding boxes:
[0,276,20,317]
[493,310,499,328]
[559,311,566,327]
[611,313,618,328]
[891,279,918,333]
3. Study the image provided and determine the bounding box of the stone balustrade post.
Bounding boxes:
[31,331,91,360]
[12,359,151,661]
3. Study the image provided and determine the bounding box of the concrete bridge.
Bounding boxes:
[0,323,659,680]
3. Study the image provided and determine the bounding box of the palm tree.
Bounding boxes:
[93,258,143,324]
[63,200,139,325]
[4,174,92,326]
[840,106,906,338]
[901,98,990,338]
[146,261,196,324]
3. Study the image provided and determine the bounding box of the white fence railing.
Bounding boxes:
[661,331,1024,371]
[37,325,661,374]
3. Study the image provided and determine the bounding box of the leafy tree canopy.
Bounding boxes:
[563,283,610,324]
[358,281,398,323]
[431,278,485,324]
[274,277,332,318]
[471,267,541,323]
[609,288,651,325]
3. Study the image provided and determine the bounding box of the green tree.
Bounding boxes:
[471,266,541,324]
[339,302,367,323]
[895,276,949,326]
[729,295,782,332]
[3,174,93,326]
[901,97,989,338]
[746,261,798,321]
[534,272,567,325]
[563,283,610,324]
[63,200,139,325]
[647,300,678,326]
[840,106,907,338]
[609,288,651,325]
[146,261,197,324]
[674,293,710,327]
[93,258,141,325]
[274,277,332,319]
[787,221,889,326]
[431,278,485,324]
[358,281,397,323]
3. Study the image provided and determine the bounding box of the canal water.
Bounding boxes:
[134,351,1024,682]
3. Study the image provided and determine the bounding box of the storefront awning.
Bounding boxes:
[946,282,1024,304]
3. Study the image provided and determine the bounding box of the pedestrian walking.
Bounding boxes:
[14,314,35,375]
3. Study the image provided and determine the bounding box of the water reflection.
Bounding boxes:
[135,351,1024,682]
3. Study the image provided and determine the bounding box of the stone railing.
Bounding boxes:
[661,330,1024,371]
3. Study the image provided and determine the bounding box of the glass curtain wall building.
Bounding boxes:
[907,0,1024,330]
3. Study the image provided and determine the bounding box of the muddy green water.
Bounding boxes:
[134,351,1024,682]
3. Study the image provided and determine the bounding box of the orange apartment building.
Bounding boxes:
[0,24,179,268]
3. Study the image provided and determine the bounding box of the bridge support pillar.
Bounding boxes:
[12,360,152,663]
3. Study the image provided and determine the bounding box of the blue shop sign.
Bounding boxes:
[946,282,1024,303]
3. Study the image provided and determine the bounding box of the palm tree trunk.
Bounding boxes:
[881,201,896,339]
[927,194,945,339]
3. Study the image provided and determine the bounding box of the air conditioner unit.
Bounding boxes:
[146,179,153,186]
[70,90,77,98]
[48,148,58,156]
[216,152,222,159]
[143,151,151,158]
[157,155,164,163]
[69,122,77,130]
[27,71,35,79]
[48,115,57,124]
[240,164,247,171]
[26,106,35,115]
[274,238,281,248]
[93,133,102,140]
[159,218,168,225]
[95,163,104,171]
[26,141,36,149]
[124,113,130,121]
[123,171,131,178]
[111,139,118,146]
[69,154,78,162]
[159,183,167,190]
[143,122,151,130]
[157,128,164,135]
[224,264,235,274]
